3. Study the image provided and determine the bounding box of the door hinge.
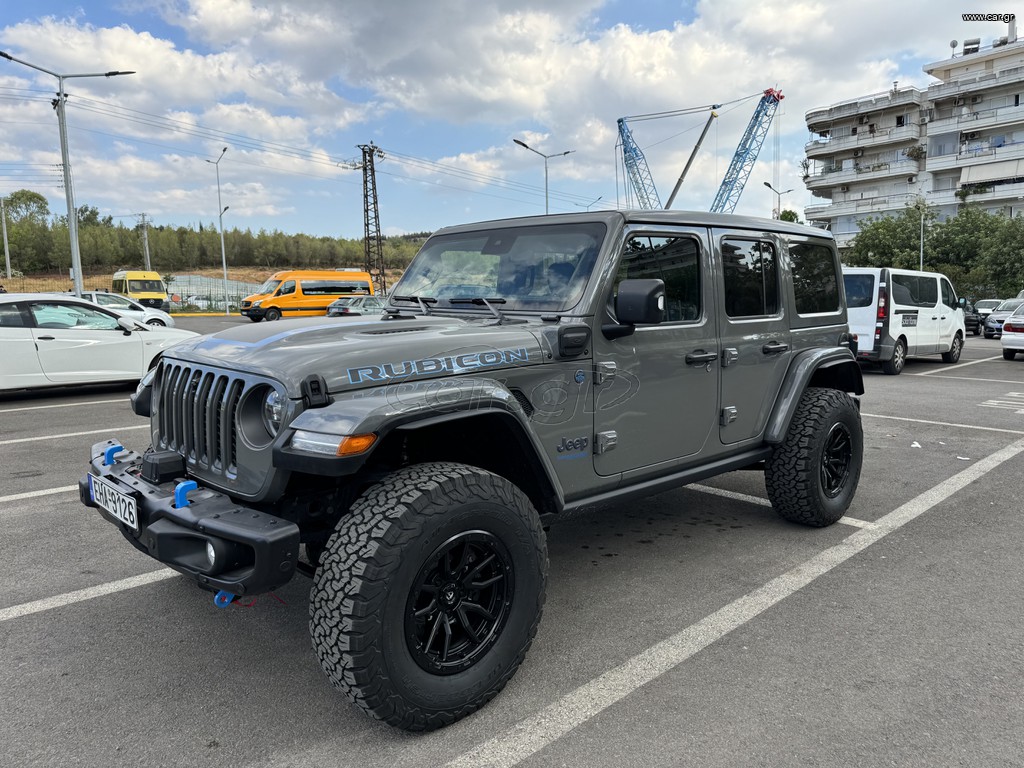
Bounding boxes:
[720,406,738,426]
[722,348,739,367]
[594,361,617,385]
[594,431,618,454]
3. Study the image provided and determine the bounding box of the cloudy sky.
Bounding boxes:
[0,1,1012,239]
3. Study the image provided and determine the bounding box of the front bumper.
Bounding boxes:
[241,306,266,320]
[81,439,299,596]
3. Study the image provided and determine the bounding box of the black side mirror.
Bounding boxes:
[603,279,665,339]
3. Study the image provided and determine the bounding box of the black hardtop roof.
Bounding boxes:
[432,209,833,240]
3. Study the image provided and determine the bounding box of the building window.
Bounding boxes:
[896,115,906,127]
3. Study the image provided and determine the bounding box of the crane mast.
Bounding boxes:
[616,118,662,209]
[709,88,784,214]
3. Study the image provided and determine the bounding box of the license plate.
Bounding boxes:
[91,475,139,531]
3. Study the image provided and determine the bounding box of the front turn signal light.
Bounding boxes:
[337,434,377,456]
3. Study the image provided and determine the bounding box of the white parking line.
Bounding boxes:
[0,399,126,414]
[0,569,178,623]
[862,413,1024,435]
[0,425,148,446]
[0,485,78,504]
[446,436,1024,768]
[911,355,1002,375]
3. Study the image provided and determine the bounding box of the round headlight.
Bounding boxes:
[262,390,286,436]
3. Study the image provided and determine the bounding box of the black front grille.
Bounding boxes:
[139,297,163,308]
[157,362,246,477]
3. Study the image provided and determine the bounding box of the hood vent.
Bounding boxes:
[358,326,431,335]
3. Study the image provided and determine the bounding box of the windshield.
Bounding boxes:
[128,280,164,293]
[392,222,606,312]
[257,279,282,294]
[997,299,1024,311]
[976,300,1000,310]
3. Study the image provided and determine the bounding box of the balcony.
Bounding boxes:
[805,159,921,191]
[805,87,924,128]
[927,103,1024,135]
[927,64,1024,102]
[925,139,1024,173]
[805,124,922,158]
[805,192,920,222]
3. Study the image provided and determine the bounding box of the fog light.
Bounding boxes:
[206,541,217,569]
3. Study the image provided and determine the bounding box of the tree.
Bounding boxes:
[779,209,801,224]
[4,189,50,223]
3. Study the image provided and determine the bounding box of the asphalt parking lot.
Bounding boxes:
[4,320,1024,768]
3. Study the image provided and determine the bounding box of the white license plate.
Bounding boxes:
[91,475,139,531]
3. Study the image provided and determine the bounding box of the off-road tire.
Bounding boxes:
[765,387,863,527]
[881,337,906,375]
[1004,349,1017,361]
[309,462,547,731]
[264,308,282,321]
[941,333,963,363]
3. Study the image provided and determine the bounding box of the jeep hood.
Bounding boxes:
[163,315,546,396]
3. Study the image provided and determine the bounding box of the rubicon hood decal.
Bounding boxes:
[348,348,530,384]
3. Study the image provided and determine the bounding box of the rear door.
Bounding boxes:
[714,229,791,444]
[842,269,879,353]
[0,302,45,390]
[889,272,928,353]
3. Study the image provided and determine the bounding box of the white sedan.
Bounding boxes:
[78,290,176,327]
[1001,305,1024,361]
[0,293,198,392]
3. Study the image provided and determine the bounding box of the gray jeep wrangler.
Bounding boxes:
[81,210,864,731]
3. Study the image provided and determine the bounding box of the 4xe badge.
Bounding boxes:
[556,435,589,454]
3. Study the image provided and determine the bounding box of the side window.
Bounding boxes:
[790,242,840,314]
[613,235,702,323]
[0,305,25,328]
[919,276,938,306]
[722,239,778,317]
[278,280,296,296]
[112,279,126,294]
[891,274,918,306]
[941,279,957,308]
[30,303,121,331]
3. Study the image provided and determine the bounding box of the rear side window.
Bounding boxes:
[722,239,778,317]
[301,280,371,296]
[0,304,25,327]
[790,242,840,314]
[842,274,875,308]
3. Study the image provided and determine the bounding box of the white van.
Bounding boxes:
[842,267,966,375]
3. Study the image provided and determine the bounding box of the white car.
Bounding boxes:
[0,293,197,392]
[1000,305,1024,361]
[77,290,176,327]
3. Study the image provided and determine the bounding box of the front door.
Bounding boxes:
[714,230,791,445]
[27,301,143,383]
[592,227,720,476]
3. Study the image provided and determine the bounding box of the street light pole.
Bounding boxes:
[513,139,575,214]
[920,205,925,271]
[0,51,134,297]
[206,147,230,316]
[1,197,10,280]
[763,181,794,219]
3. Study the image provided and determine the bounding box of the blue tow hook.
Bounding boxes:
[103,444,125,466]
[174,480,198,508]
[214,591,237,608]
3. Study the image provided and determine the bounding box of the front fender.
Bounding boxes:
[764,348,864,445]
[272,377,561,500]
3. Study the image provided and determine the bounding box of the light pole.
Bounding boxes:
[513,139,575,214]
[919,204,925,271]
[206,147,231,316]
[0,50,134,297]
[574,195,603,211]
[763,181,793,219]
[1,197,10,280]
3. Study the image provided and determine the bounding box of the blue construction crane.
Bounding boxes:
[709,88,784,214]
[616,117,661,209]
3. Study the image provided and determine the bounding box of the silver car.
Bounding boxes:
[78,291,176,327]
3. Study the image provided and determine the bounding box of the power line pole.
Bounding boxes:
[357,143,386,295]
[1,197,10,279]
[136,213,152,270]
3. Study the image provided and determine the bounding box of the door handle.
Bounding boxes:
[761,341,789,355]
[37,335,56,341]
[685,351,717,366]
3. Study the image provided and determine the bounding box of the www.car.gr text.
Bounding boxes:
[962,12,1016,22]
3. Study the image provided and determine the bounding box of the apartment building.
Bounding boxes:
[803,22,1024,250]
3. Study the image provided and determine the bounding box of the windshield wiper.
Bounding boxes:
[447,297,508,324]
[390,295,438,315]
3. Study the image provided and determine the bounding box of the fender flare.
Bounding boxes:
[764,348,864,445]
[273,377,565,503]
